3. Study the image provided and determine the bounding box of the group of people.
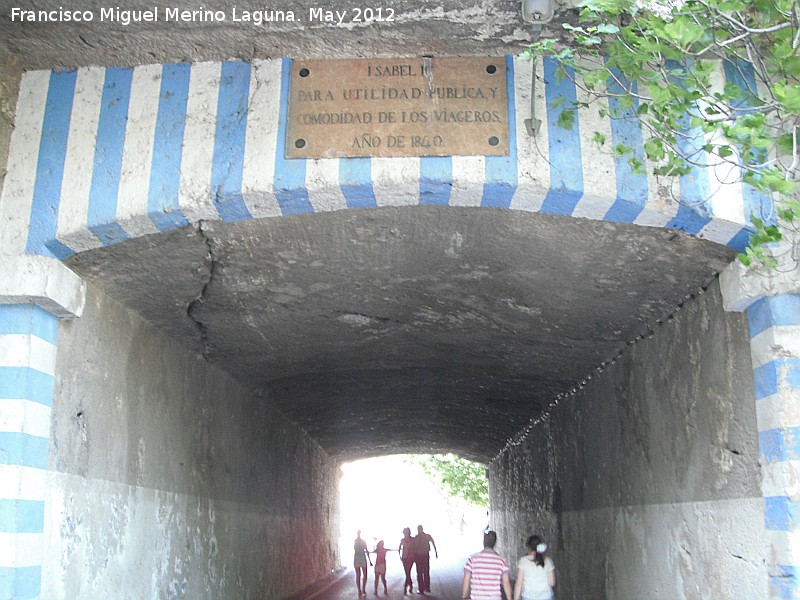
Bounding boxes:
[353,525,438,596]
[462,531,555,600]
[353,527,555,600]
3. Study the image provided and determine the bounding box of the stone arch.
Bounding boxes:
[4,56,758,261]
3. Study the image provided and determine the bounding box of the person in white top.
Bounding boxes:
[513,535,555,600]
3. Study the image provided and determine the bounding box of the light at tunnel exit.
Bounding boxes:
[338,455,488,565]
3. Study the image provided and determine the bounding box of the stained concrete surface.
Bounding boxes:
[66,207,736,463]
[0,46,20,192]
[490,280,768,599]
[45,282,341,599]
[0,0,574,70]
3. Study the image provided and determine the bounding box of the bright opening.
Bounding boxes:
[338,454,489,566]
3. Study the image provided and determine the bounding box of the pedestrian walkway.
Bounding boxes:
[302,551,469,600]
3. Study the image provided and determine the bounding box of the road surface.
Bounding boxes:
[307,550,473,600]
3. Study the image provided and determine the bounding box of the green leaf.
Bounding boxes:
[644,138,666,161]
[558,109,576,130]
[717,145,734,159]
[613,143,633,156]
[596,23,620,34]
[629,157,646,174]
[772,82,800,114]
[662,19,707,48]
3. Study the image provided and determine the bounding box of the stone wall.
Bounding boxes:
[41,282,340,599]
[0,46,21,188]
[489,280,768,598]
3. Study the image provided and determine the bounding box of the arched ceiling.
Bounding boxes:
[65,207,735,463]
[0,0,583,71]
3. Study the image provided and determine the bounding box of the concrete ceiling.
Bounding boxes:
[0,0,574,70]
[65,207,735,463]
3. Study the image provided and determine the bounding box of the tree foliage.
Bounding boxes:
[523,0,799,268]
[415,454,489,507]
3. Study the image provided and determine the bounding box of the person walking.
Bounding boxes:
[372,540,392,595]
[354,530,373,597]
[462,530,512,600]
[513,535,555,600]
[412,524,438,594]
[399,527,416,595]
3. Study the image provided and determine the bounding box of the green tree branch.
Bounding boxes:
[523,0,799,269]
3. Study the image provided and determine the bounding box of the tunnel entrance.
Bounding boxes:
[4,183,777,599]
[38,204,768,597]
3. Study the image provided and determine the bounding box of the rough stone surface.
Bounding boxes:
[489,280,767,599]
[66,207,736,463]
[0,254,86,317]
[0,45,20,189]
[44,282,340,600]
[0,0,576,71]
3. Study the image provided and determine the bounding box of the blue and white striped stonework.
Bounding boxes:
[0,56,765,260]
[748,294,800,599]
[0,55,784,599]
[0,305,58,600]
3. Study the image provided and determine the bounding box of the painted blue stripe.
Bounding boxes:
[748,295,800,338]
[759,426,800,463]
[664,204,712,235]
[722,59,774,227]
[340,158,378,209]
[603,71,647,223]
[482,56,518,208]
[0,500,45,534]
[0,305,59,345]
[771,565,799,600]
[0,432,48,469]
[419,157,452,205]
[0,567,42,600]
[86,67,133,247]
[210,61,253,222]
[665,60,713,226]
[25,70,77,259]
[274,59,314,215]
[726,226,753,253]
[765,496,799,532]
[540,58,583,215]
[753,357,800,400]
[148,63,192,232]
[0,367,55,406]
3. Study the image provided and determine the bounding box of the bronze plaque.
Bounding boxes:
[286,57,509,159]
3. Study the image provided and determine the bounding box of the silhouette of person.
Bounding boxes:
[462,530,512,600]
[371,540,393,595]
[354,530,372,596]
[412,524,438,594]
[399,527,416,594]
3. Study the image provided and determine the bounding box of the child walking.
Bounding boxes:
[372,540,393,595]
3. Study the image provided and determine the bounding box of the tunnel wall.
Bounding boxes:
[489,280,768,599]
[40,282,340,600]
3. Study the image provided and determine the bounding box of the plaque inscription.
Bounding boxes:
[286,57,509,159]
